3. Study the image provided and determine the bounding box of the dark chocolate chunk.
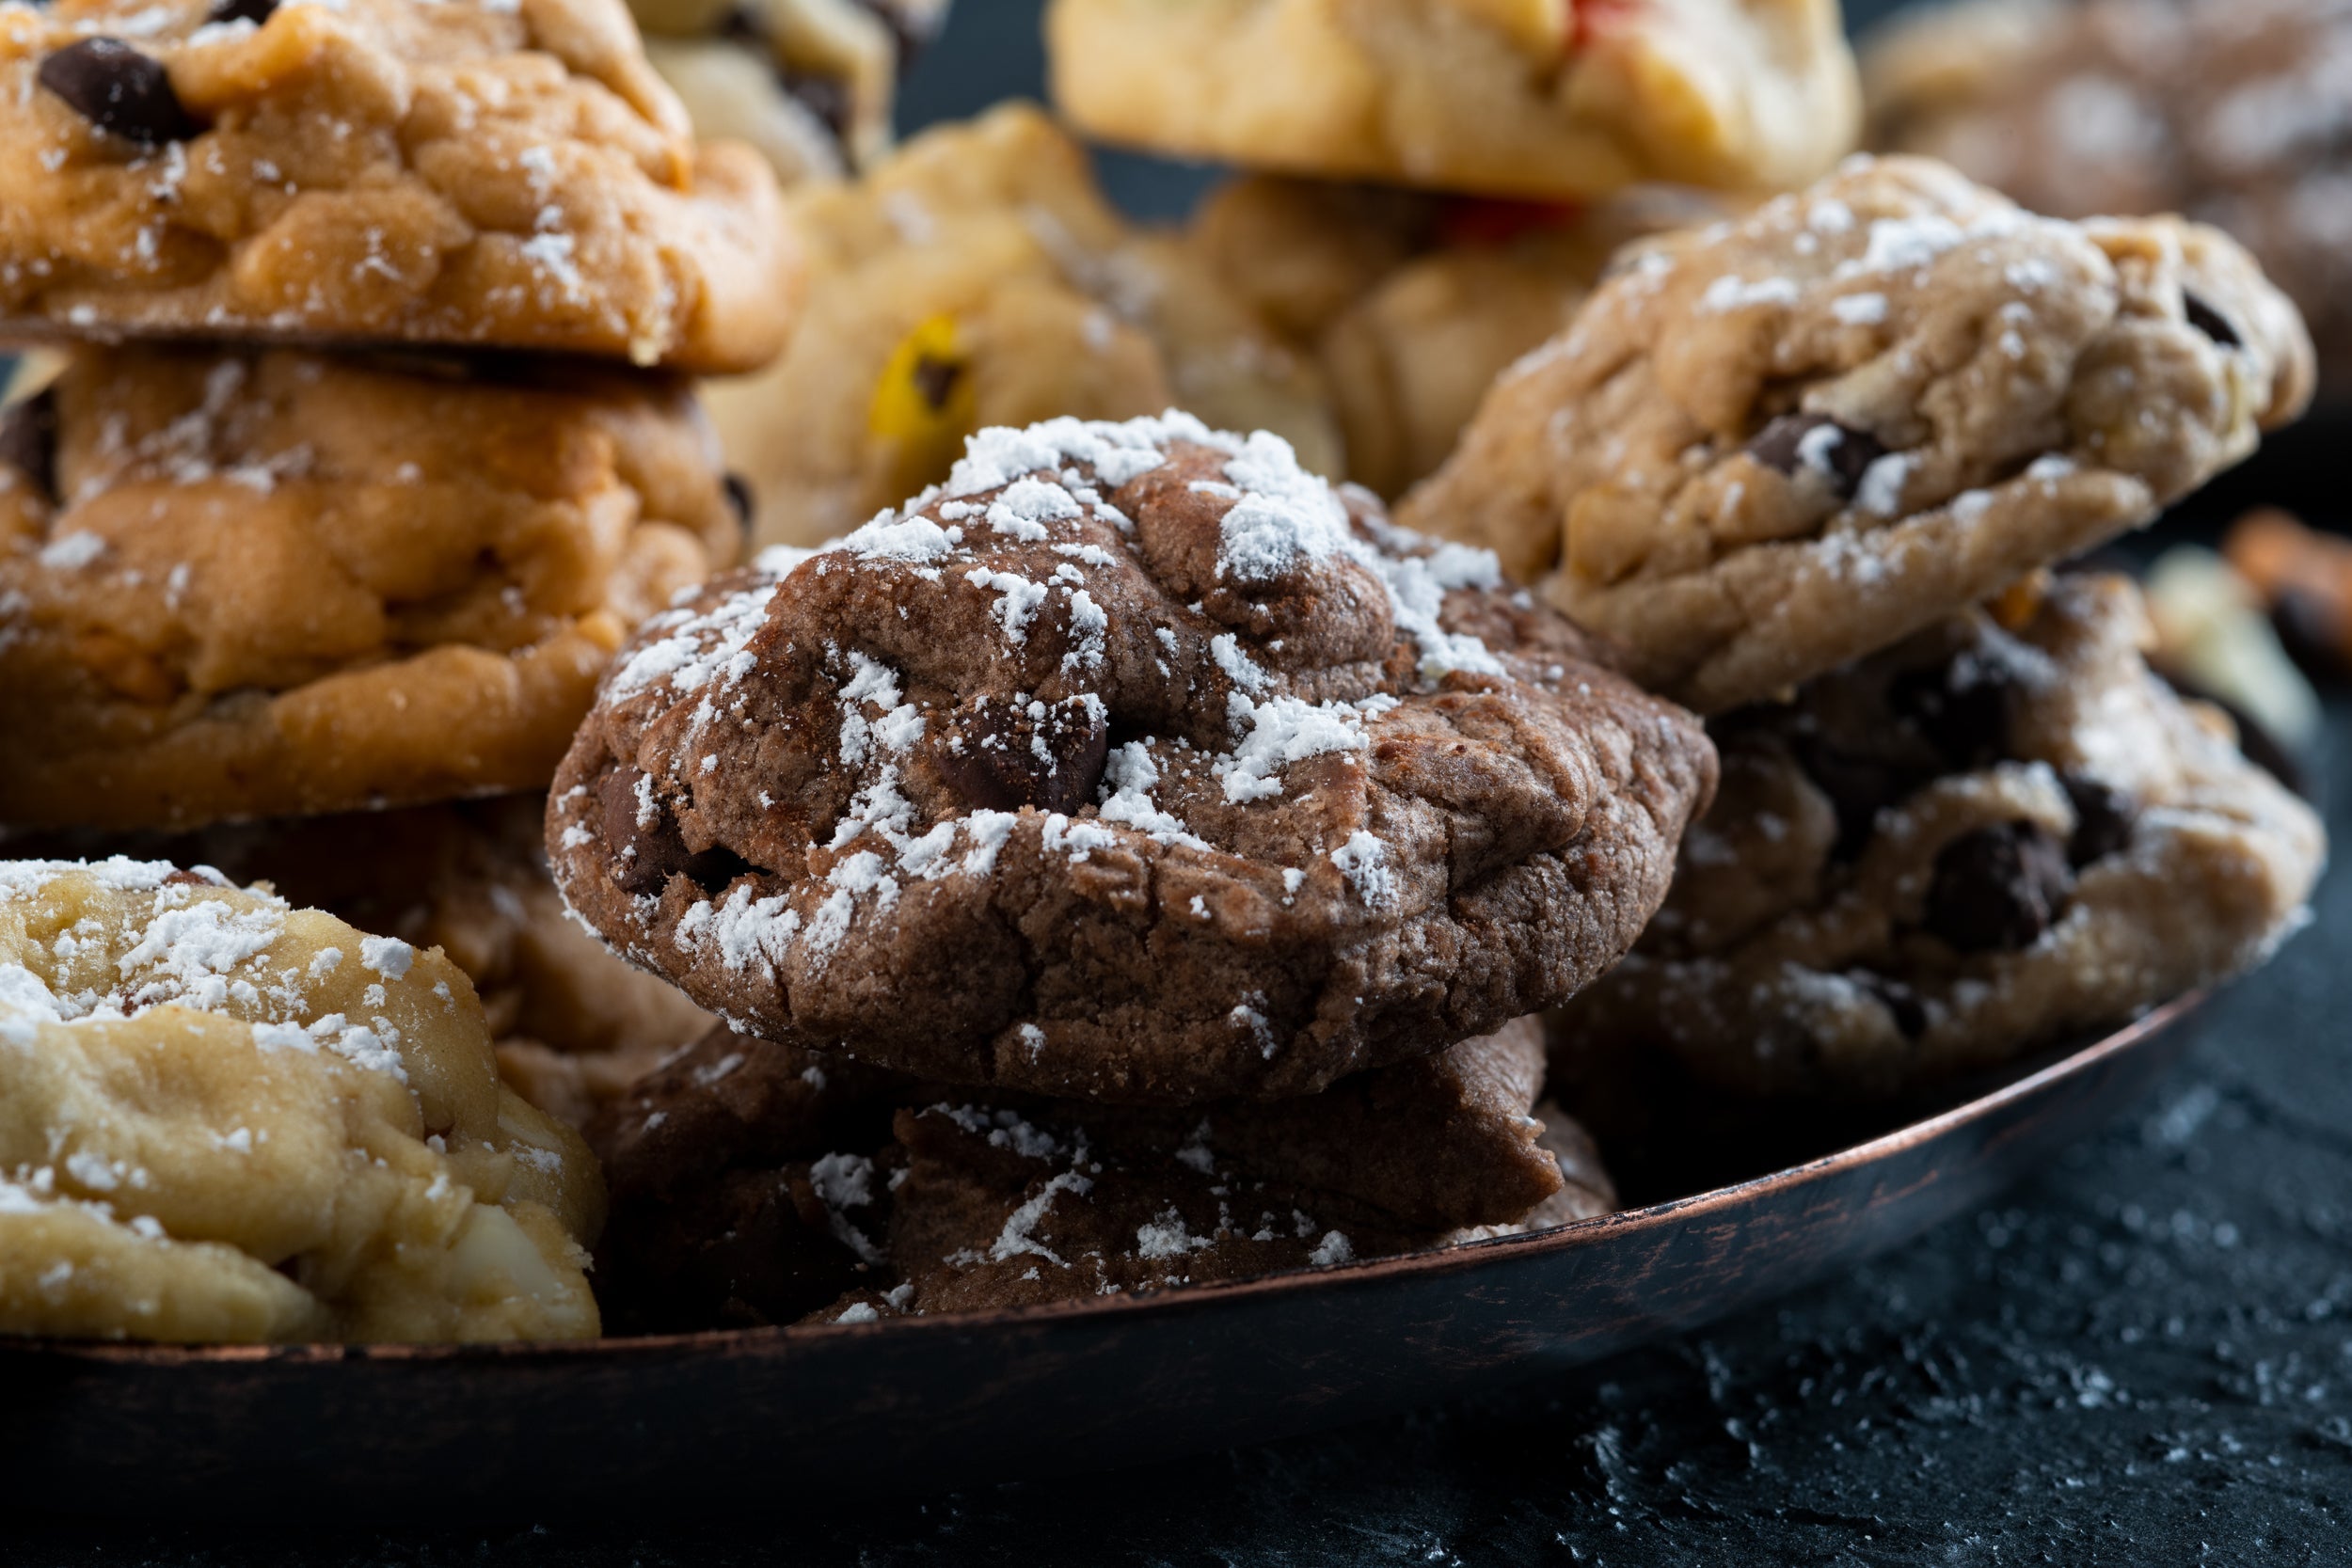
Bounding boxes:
[911,353,962,412]
[1790,736,1913,861]
[1854,973,1928,1039]
[1889,656,2016,770]
[0,389,59,504]
[723,472,756,540]
[1745,413,1888,500]
[2059,772,2134,865]
[932,694,1110,816]
[2182,291,2242,349]
[777,65,853,148]
[1923,819,2072,953]
[38,39,199,147]
[207,0,278,24]
[598,765,693,897]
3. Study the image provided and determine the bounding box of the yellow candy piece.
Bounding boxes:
[866,313,978,504]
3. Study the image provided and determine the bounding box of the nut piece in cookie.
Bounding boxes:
[548,412,1716,1104]
[591,1016,1607,1329]
[1863,0,2352,387]
[1401,155,2316,714]
[0,345,741,832]
[0,0,797,372]
[703,103,1339,549]
[1551,574,2326,1101]
[0,860,603,1342]
[1189,176,1723,499]
[6,798,718,1129]
[1046,0,1860,201]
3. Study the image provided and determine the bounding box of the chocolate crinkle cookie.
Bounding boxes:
[1551,573,2326,1101]
[590,1017,1613,1329]
[1401,155,2314,715]
[548,412,1715,1103]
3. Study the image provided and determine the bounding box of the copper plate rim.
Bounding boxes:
[23,992,2204,1368]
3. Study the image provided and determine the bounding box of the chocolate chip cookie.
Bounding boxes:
[1046,0,1860,201]
[549,412,1715,1103]
[1400,155,2315,714]
[1866,0,2352,388]
[702,103,1338,549]
[1550,573,2326,1101]
[0,343,741,831]
[632,0,949,182]
[0,859,603,1342]
[0,0,797,372]
[1191,176,1720,499]
[593,1016,1611,1328]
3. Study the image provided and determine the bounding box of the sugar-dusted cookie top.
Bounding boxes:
[1403,155,2314,713]
[0,0,797,371]
[550,413,1715,1104]
[0,860,603,1342]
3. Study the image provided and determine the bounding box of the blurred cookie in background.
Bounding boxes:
[631,0,950,182]
[1866,0,2352,388]
[703,104,1338,549]
[1190,178,1723,499]
[1047,0,1860,201]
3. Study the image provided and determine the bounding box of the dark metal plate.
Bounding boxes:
[0,996,2201,1519]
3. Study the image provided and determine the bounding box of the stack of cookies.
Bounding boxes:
[1394,156,2328,1186]
[0,0,803,1338]
[556,412,1717,1326]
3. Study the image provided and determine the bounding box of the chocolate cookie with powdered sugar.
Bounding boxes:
[547,413,1715,1103]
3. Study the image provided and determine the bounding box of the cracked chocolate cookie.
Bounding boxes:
[592,1016,1612,1328]
[631,0,949,181]
[548,412,1715,1104]
[0,0,797,372]
[1045,0,1860,201]
[1865,0,2352,388]
[1399,155,2315,714]
[0,859,603,1342]
[0,343,741,832]
[702,104,1338,549]
[1549,573,2327,1101]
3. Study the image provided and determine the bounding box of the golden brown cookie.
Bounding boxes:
[0,344,741,832]
[1400,156,2314,714]
[700,103,1339,549]
[1046,0,1861,200]
[0,860,603,1342]
[1551,574,2326,1101]
[0,0,798,372]
[1191,177,1721,498]
[549,414,1716,1104]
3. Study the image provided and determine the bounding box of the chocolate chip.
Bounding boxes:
[932,694,1109,816]
[2059,772,2134,865]
[207,0,277,24]
[0,389,59,504]
[38,39,199,147]
[1923,820,2072,953]
[911,353,962,412]
[1854,973,1928,1039]
[1889,657,2016,770]
[598,765,692,897]
[2182,291,2242,348]
[723,472,756,541]
[1791,736,1912,860]
[1745,413,1887,499]
[777,66,853,148]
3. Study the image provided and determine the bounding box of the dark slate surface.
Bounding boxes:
[22,0,2352,1560]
